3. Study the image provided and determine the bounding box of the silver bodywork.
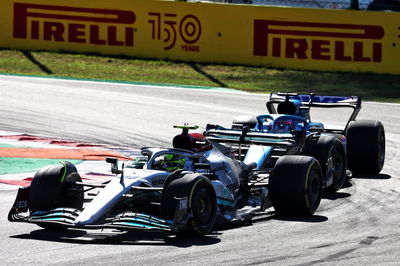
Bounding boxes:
[9,142,268,232]
[78,145,243,226]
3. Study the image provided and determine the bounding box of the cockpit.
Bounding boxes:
[255,114,307,133]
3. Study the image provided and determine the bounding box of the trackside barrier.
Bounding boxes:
[1,0,399,74]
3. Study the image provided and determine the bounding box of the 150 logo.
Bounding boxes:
[13,3,136,46]
[253,20,384,63]
[148,12,201,52]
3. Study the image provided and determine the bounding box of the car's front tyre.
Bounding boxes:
[28,161,84,230]
[161,173,217,236]
[269,155,323,216]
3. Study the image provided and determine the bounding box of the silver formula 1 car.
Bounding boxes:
[8,124,324,236]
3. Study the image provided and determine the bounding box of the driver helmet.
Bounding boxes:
[275,120,293,132]
[277,100,309,119]
[156,154,186,172]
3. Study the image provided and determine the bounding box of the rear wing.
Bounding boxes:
[266,93,362,129]
[204,125,305,148]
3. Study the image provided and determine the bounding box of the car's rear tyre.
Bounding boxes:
[231,115,257,129]
[304,136,347,192]
[269,156,322,216]
[161,173,217,236]
[346,120,385,175]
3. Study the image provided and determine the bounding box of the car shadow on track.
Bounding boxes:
[323,191,352,200]
[215,211,328,230]
[265,182,357,224]
[271,214,328,223]
[10,228,221,247]
[351,173,391,180]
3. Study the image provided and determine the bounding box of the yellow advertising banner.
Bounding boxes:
[1,0,399,74]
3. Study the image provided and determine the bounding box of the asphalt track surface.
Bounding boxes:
[1,75,399,265]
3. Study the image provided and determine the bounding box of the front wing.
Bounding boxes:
[8,187,188,233]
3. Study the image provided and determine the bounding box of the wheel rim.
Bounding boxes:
[326,153,334,182]
[193,187,214,226]
[332,148,344,184]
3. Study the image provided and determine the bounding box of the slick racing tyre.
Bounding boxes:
[305,135,347,192]
[161,173,217,236]
[269,156,323,216]
[231,115,257,129]
[346,120,385,176]
[29,161,84,213]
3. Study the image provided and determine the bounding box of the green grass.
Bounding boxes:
[0,157,81,175]
[1,49,399,102]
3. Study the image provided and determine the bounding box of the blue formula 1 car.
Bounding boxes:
[9,125,323,236]
[205,93,386,198]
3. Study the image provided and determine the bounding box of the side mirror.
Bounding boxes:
[106,157,117,164]
[106,157,123,175]
[239,126,251,142]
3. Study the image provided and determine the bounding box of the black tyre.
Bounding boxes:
[232,115,257,129]
[346,120,385,175]
[269,156,323,216]
[29,161,84,213]
[161,173,217,236]
[304,135,347,192]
